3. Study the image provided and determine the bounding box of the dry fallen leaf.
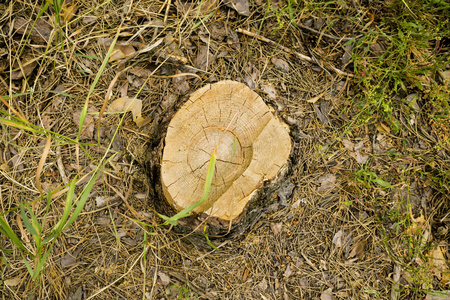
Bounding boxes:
[284,265,293,278]
[72,106,97,140]
[158,271,170,286]
[4,277,21,287]
[108,97,144,126]
[342,138,355,151]
[270,222,283,235]
[427,244,450,285]
[61,247,82,269]
[194,45,214,71]
[306,92,325,104]
[224,0,250,16]
[346,240,366,263]
[172,71,190,95]
[377,122,390,134]
[227,28,241,51]
[332,230,345,248]
[257,278,268,290]
[83,16,97,24]
[67,286,83,300]
[61,3,78,24]
[320,288,333,300]
[95,196,108,208]
[13,18,52,44]
[11,57,38,80]
[271,57,290,73]
[317,174,336,192]
[109,44,136,62]
[406,213,427,235]
[261,84,277,100]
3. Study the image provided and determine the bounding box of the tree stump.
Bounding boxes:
[160,81,291,227]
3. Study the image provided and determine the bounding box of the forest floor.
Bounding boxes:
[0,0,449,299]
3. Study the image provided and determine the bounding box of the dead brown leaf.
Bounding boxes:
[257,278,268,290]
[271,57,290,73]
[82,16,97,24]
[224,0,250,16]
[11,57,38,80]
[158,271,170,286]
[320,288,333,300]
[332,230,345,248]
[227,28,241,51]
[427,244,450,285]
[194,45,214,71]
[346,240,366,263]
[108,97,144,126]
[270,222,283,235]
[261,84,277,100]
[109,44,136,62]
[61,3,78,24]
[13,18,52,44]
[342,138,355,151]
[129,66,153,78]
[61,247,82,269]
[306,92,325,104]
[4,277,21,287]
[172,71,190,95]
[317,174,336,192]
[72,106,97,140]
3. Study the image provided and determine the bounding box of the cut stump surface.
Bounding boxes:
[161,80,291,221]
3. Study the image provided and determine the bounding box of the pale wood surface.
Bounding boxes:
[161,80,291,221]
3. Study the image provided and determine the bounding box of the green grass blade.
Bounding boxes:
[53,176,76,233]
[19,202,39,237]
[192,11,214,30]
[202,149,217,202]
[21,253,35,278]
[164,150,217,225]
[63,171,99,230]
[0,118,43,135]
[77,24,120,140]
[0,216,29,254]
[374,178,391,188]
[204,234,219,251]
[25,203,42,233]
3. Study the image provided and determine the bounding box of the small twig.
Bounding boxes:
[164,0,172,24]
[390,264,401,300]
[148,247,159,300]
[300,251,320,272]
[35,135,52,197]
[236,28,353,78]
[56,146,69,186]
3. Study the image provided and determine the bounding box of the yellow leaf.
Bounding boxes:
[406,213,426,235]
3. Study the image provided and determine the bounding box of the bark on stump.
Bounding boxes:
[159,80,291,231]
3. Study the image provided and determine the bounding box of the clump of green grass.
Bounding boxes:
[0,12,122,280]
[350,0,449,130]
